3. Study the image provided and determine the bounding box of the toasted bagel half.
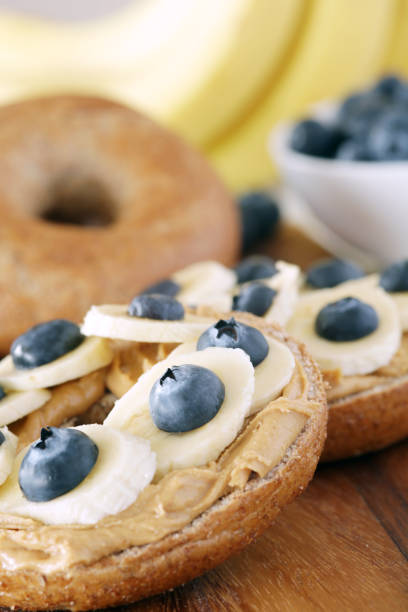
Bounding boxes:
[0,314,326,611]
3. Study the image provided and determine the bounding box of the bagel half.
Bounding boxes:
[0,95,238,354]
[322,332,408,461]
[0,314,326,611]
[323,345,408,461]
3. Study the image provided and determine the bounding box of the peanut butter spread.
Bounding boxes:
[0,349,319,575]
[106,341,178,398]
[325,332,408,402]
[9,369,106,450]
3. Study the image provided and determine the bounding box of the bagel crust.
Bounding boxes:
[321,332,408,461]
[0,315,327,611]
[323,377,408,461]
[0,95,238,354]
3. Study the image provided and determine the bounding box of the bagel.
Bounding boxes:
[322,333,408,461]
[0,313,326,611]
[287,281,408,460]
[0,95,238,354]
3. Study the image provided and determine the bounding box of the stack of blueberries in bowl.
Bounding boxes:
[291,74,408,161]
[271,74,408,265]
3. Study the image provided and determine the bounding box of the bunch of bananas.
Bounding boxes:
[0,0,406,190]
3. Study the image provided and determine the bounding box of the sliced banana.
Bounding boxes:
[105,347,254,479]
[341,274,408,332]
[233,261,300,325]
[82,305,213,343]
[0,389,51,426]
[287,285,401,376]
[389,292,408,332]
[174,261,236,310]
[0,337,113,391]
[0,425,156,525]
[262,261,301,326]
[0,427,18,485]
[170,337,295,415]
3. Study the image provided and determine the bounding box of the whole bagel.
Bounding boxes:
[0,96,238,353]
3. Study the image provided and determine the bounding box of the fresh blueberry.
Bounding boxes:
[315,297,379,342]
[337,92,387,138]
[394,84,408,105]
[149,365,225,432]
[0,431,5,446]
[335,138,372,161]
[238,191,280,253]
[0,386,6,401]
[379,260,408,292]
[197,317,269,367]
[366,111,408,160]
[235,256,277,284]
[372,74,402,99]
[290,119,344,158]
[306,259,365,289]
[19,427,98,502]
[128,294,184,320]
[11,320,84,370]
[140,278,181,298]
[232,282,276,317]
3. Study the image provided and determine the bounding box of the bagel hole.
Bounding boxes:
[40,175,117,227]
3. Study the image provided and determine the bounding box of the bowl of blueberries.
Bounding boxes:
[271,74,408,265]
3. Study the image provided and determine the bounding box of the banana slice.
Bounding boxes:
[105,347,254,479]
[388,292,408,332]
[0,425,156,525]
[341,274,408,333]
[234,261,300,326]
[82,305,212,343]
[287,285,401,375]
[0,427,18,485]
[170,337,295,415]
[0,337,112,391]
[175,261,236,310]
[262,261,301,326]
[0,389,51,426]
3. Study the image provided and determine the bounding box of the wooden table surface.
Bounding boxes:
[127,226,408,611]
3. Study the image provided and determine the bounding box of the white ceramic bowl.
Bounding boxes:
[270,109,408,266]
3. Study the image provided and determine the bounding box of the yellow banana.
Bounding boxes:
[208,0,398,191]
[384,0,408,77]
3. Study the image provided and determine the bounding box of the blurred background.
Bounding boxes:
[0,0,406,192]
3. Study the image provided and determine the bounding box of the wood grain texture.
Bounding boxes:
[117,225,408,611]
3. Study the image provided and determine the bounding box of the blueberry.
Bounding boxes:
[19,427,98,502]
[306,259,365,289]
[238,191,280,253]
[0,431,5,446]
[337,92,387,138]
[372,74,402,99]
[128,294,184,320]
[232,282,276,317]
[290,119,344,158]
[11,320,84,370]
[140,278,180,298]
[366,111,408,161]
[235,256,277,284]
[379,260,408,292]
[335,138,372,161]
[315,297,379,342]
[149,365,225,433]
[0,386,6,402]
[197,317,269,367]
